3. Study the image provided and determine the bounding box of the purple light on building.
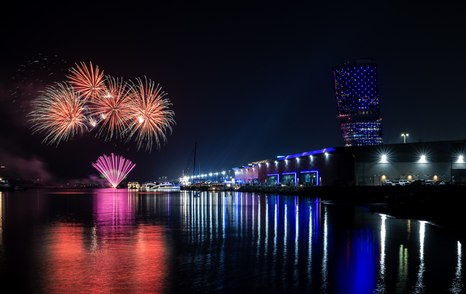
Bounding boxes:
[333,59,383,146]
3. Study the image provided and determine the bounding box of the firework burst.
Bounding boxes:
[28,62,176,151]
[28,83,88,145]
[126,77,175,151]
[88,76,133,140]
[92,153,136,188]
[67,61,106,100]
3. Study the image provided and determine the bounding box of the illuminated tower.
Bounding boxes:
[332,59,383,146]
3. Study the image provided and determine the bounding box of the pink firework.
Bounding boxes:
[88,76,133,140]
[92,153,136,188]
[67,61,106,100]
[28,82,88,146]
[126,77,175,151]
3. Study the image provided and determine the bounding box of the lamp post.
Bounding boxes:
[401,133,409,144]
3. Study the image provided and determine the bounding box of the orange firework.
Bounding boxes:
[67,61,106,100]
[28,83,88,145]
[88,76,133,140]
[126,77,175,151]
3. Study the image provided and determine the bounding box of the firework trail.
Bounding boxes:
[9,54,69,122]
[28,82,88,145]
[92,153,136,188]
[67,61,106,100]
[88,76,133,140]
[126,77,175,151]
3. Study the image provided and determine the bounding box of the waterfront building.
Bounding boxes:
[332,59,383,146]
[232,164,259,184]
[127,181,140,189]
[180,170,235,185]
[233,140,466,186]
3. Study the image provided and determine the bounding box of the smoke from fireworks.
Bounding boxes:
[92,153,136,188]
[127,77,175,151]
[28,61,176,151]
[28,83,88,145]
[67,62,106,100]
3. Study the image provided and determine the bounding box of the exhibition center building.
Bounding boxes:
[233,140,466,186]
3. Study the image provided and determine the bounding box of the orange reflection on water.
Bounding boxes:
[44,223,167,293]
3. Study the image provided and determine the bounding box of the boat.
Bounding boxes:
[154,182,181,192]
[141,182,157,191]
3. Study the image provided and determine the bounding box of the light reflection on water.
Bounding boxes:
[375,214,387,293]
[414,221,427,293]
[0,189,464,293]
[451,241,463,293]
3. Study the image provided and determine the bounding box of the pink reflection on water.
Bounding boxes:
[93,188,136,227]
[43,190,167,293]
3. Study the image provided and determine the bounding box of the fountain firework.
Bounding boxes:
[92,153,136,188]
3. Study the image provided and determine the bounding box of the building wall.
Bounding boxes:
[234,140,466,187]
[355,162,451,185]
[352,140,466,185]
[233,166,259,183]
[255,148,355,186]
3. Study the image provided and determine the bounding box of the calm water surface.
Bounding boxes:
[0,189,464,293]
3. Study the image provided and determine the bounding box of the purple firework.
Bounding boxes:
[92,153,136,188]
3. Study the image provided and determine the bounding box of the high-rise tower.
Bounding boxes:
[332,59,383,146]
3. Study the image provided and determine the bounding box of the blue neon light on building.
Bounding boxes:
[333,59,383,146]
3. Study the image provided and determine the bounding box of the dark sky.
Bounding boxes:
[1,1,466,183]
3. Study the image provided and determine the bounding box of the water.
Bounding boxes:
[0,189,464,293]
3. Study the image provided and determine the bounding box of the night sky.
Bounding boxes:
[1,1,466,184]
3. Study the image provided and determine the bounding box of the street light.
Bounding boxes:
[401,133,409,144]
